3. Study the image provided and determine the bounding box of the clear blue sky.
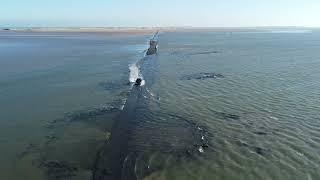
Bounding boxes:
[1,0,320,27]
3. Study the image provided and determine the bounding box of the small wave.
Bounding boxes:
[146,88,160,101]
[270,116,279,120]
[146,88,155,97]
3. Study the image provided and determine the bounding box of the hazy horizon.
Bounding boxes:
[1,0,320,28]
[2,26,320,29]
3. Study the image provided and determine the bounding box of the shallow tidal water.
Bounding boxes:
[0,29,320,180]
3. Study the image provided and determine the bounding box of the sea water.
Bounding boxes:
[1,29,320,179]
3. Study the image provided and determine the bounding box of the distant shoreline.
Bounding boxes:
[0,27,167,34]
[1,26,318,33]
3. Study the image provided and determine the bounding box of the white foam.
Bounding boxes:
[140,80,145,86]
[128,33,157,86]
[120,98,127,110]
[128,57,146,86]
[146,88,155,97]
[296,151,304,157]
[199,146,204,153]
[129,63,140,83]
[129,62,146,87]
[270,116,279,120]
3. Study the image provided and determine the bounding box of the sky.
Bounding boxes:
[1,0,320,27]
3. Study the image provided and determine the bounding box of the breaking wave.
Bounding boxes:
[128,48,150,87]
[129,60,145,87]
[129,62,141,83]
[129,31,158,87]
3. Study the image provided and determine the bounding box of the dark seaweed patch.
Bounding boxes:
[65,106,119,123]
[169,51,181,56]
[39,160,78,179]
[236,140,270,156]
[254,131,268,135]
[168,114,213,139]
[45,134,59,145]
[46,105,121,128]
[169,50,220,57]
[18,143,41,159]
[212,111,240,120]
[38,101,124,179]
[166,114,213,155]
[181,72,224,80]
[92,112,214,180]
[254,147,270,156]
[255,147,264,155]
[188,51,221,55]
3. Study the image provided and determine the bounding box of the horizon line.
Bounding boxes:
[2,26,320,28]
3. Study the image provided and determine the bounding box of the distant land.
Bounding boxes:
[1,26,319,33]
[0,27,170,33]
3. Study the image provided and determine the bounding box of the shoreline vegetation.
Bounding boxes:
[1,26,318,33]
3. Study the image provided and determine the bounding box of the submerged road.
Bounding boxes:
[93,34,209,180]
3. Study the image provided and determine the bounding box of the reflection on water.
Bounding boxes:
[1,30,320,179]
